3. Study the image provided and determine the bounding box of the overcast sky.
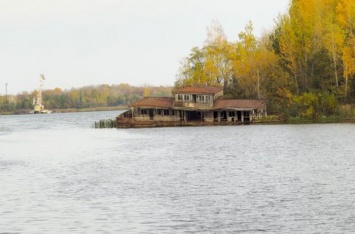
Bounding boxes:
[0,0,290,94]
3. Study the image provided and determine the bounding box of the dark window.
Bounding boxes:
[164,109,169,115]
[177,94,182,101]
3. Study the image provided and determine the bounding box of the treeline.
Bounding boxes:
[0,84,172,112]
[176,0,355,121]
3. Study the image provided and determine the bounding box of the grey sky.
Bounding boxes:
[0,0,289,94]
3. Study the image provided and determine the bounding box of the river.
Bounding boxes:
[1,111,355,233]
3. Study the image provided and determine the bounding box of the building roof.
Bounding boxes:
[130,97,174,108]
[173,86,223,95]
[213,99,266,110]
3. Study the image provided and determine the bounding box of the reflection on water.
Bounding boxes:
[1,112,355,233]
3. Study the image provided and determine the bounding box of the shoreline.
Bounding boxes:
[112,116,355,129]
[0,106,128,116]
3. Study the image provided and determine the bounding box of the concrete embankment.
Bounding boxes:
[115,117,284,128]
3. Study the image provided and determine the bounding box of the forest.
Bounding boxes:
[0,84,171,114]
[1,0,355,121]
[175,0,355,121]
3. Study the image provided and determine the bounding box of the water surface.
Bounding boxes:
[1,112,355,233]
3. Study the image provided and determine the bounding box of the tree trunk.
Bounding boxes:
[333,52,339,88]
[257,69,261,99]
[345,65,348,101]
[330,24,339,88]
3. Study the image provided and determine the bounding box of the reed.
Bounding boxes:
[94,119,117,128]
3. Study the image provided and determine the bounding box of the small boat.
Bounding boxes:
[40,109,52,114]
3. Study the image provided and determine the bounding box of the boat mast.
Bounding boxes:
[37,74,45,107]
[33,74,45,113]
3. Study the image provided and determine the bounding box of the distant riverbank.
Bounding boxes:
[0,106,128,116]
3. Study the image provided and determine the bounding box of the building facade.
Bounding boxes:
[127,86,267,124]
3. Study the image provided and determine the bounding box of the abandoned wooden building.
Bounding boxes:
[117,86,267,126]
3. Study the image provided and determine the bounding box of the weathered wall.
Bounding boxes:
[133,115,180,122]
[204,112,214,122]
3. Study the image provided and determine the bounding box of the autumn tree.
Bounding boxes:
[230,22,265,99]
[336,0,355,100]
[175,20,231,89]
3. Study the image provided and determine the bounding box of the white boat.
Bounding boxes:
[40,109,52,114]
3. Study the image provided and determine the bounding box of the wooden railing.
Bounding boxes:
[174,101,213,108]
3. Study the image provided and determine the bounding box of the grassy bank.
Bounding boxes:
[0,106,128,115]
[53,106,128,113]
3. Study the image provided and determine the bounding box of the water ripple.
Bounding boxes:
[1,114,355,233]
